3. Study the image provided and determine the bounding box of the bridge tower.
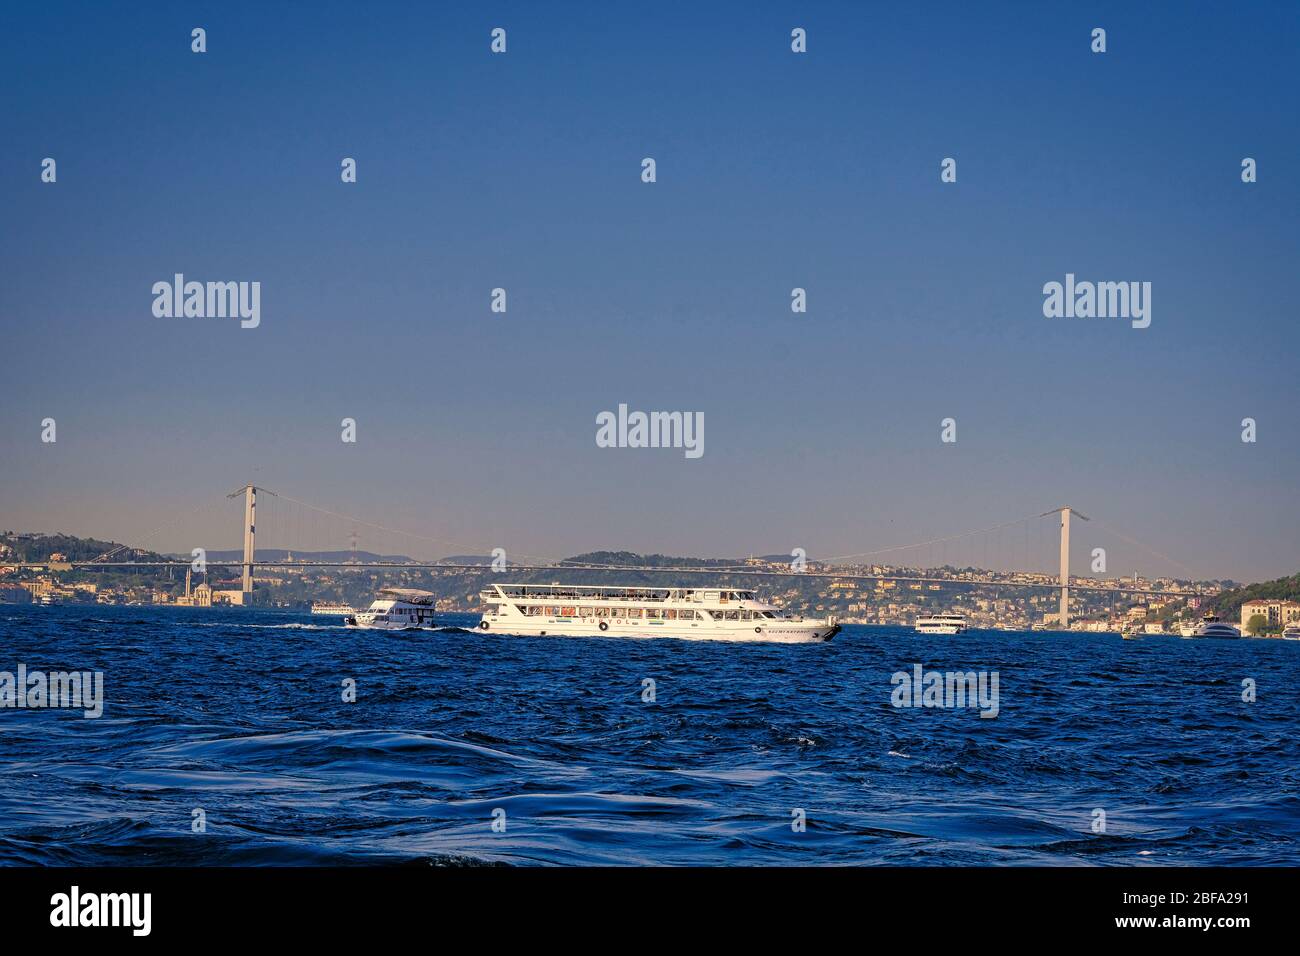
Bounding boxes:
[228,484,275,595]
[1041,506,1089,630]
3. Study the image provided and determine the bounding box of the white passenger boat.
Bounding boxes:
[311,601,356,616]
[1282,624,1300,641]
[1191,613,1241,639]
[476,584,839,643]
[345,589,437,629]
[914,613,967,635]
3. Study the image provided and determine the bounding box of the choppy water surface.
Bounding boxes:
[1,605,1296,865]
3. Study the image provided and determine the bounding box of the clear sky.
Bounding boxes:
[2,1,1298,582]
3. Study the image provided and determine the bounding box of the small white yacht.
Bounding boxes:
[345,589,437,630]
[914,613,967,635]
[477,584,838,643]
[1191,613,1241,639]
[1178,621,1198,638]
[1281,624,1300,641]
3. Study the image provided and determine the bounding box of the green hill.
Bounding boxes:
[0,531,169,564]
[1209,572,1300,619]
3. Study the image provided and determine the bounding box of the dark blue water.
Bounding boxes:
[1,605,1297,866]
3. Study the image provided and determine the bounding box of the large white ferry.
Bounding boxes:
[311,601,356,616]
[345,589,437,630]
[914,613,967,635]
[476,584,839,643]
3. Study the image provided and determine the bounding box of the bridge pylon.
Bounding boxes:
[1041,506,1089,630]
[227,484,276,596]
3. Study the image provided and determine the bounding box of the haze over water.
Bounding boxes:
[2,605,1296,866]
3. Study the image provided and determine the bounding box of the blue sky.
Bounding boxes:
[2,1,1298,581]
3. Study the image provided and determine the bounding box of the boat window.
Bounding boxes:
[680,609,695,620]
[664,609,677,620]
[724,610,740,621]
[740,610,752,620]
[625,608,642,618]
[647,609,662,619]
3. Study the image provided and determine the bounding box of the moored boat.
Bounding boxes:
[1191,613,1241,639]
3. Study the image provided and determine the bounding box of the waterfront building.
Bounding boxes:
[1240,599,1300,630]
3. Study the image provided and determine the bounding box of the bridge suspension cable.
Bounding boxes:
[268,491,560,565]
[819,512,1049,564]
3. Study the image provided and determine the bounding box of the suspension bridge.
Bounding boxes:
[9,484,1212,627]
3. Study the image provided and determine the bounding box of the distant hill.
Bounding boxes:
[1210,572,1300,618]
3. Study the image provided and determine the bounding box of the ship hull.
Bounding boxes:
[344,619,429,631]
[476,618,837,643]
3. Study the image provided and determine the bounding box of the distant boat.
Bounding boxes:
[1192,613,1241,639]
[345,589,436,630]
[1178,622,1198,638]
[311,601,356,616]
[1281,624,1300,641]
[915,613,966,635]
